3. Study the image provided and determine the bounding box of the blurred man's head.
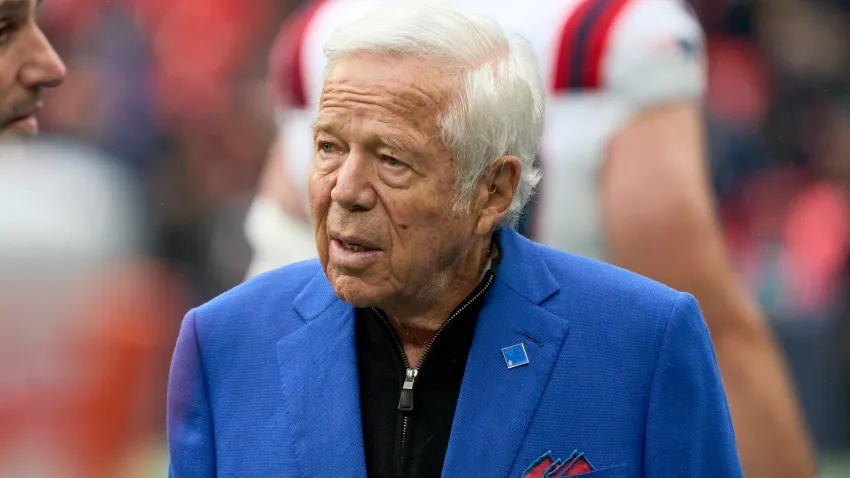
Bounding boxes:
[0,0,65,137]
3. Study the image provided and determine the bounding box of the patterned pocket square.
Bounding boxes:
[523,451,596,477]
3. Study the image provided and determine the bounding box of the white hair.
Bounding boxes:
[323,0,544,227]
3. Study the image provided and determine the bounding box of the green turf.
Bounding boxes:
[821,452,850,478]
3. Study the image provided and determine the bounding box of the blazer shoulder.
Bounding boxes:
[534,243,683,324]
[529,244,696,384]
[194,259,322,328]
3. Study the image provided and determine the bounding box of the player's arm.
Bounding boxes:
[596,1,815,476]
[244,5,323,278]
[255,4,315,226]
[245,126,317,278]
[602,100,814,477]
[256,132,309,224]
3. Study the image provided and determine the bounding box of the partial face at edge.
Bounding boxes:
[308,55,482,309]
[0,0,65,137]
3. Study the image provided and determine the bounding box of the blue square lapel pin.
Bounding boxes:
[502,343,529,369]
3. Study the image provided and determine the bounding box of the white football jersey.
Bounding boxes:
[248,0,705,274]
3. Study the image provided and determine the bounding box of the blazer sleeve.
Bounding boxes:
[644,293,743,477]
[167,309,216,477]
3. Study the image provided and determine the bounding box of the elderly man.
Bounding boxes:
[0,0,65,136]
[255,1,813,473]
[167,2,742,476]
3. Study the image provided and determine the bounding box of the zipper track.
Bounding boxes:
[372,271,494,371]
[413,271,494,368]
[371,271,495,467]
[375,312,410,369]
[401,415,410,466]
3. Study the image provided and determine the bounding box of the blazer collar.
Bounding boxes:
[442,228,569,476]
[493,226,560,305]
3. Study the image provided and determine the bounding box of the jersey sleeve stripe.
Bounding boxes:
[583,0,633,89]
[552,0,595,92]
[553,0,634,91]
[269,0,328,108]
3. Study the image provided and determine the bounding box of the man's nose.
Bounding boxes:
[330,152,377,212]
[19,28,66,90]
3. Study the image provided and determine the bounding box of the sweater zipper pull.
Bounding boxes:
[398,368,418,411]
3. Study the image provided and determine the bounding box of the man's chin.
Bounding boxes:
[329,274,382,308]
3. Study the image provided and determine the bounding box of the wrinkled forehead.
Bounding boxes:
[317,56,454,133]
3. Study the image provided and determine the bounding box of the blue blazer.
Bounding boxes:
[167,227,742,477]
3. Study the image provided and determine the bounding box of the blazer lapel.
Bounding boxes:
[277,270,367,477]
[442,228,570,477]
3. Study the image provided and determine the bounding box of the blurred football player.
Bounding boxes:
[246,0,815,475]
[0,0,65,137]
[0,141,185,478]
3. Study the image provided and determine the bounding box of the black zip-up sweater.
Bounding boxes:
[355,271,495,478]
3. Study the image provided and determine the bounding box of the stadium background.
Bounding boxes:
[3,0,849,475]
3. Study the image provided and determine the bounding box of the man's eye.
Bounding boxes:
[319,142,338,154]
[0,23,14,44]
[382,156,405,168]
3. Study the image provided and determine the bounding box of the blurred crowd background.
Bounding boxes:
[2,0,850,476]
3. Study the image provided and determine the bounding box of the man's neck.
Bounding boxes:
[379,234,493,367]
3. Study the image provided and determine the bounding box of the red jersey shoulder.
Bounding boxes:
[269,0,329,108]
[552,0,636,92]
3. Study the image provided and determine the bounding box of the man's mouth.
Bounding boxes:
[329,234,382,263]
[333,234,380,252]
[3,108,40,135]
[340,241,371,252]
[10,114,37,127]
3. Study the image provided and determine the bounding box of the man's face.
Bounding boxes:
[309,56,481,310]
[0,0,65,137]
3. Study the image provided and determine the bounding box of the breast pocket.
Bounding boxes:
[570,463,628,477]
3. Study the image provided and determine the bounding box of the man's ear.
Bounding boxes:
[473,156,521,236]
